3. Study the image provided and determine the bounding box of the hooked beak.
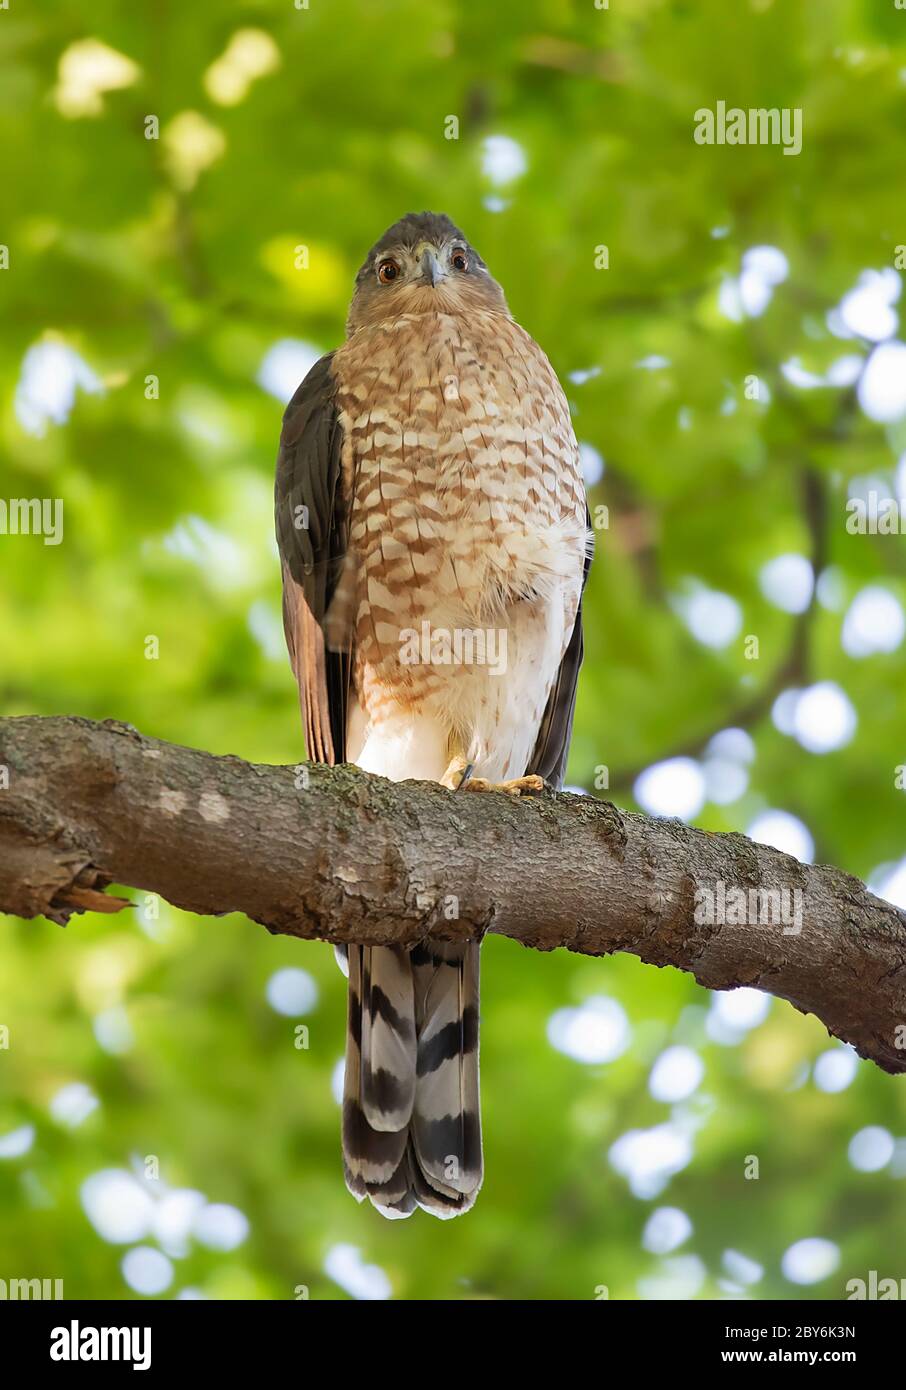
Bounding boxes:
[417,244,445,287]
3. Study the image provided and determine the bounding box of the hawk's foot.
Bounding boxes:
[460,773,545,796]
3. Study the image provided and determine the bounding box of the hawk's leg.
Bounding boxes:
[440,753,472,791]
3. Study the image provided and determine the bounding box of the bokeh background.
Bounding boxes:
[2,0,906,1301]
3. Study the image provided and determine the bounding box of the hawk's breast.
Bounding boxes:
[330,308,586,757]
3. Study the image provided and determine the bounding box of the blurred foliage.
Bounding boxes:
[1,0,905,1301]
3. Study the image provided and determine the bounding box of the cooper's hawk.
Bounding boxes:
[275,211,591,1219]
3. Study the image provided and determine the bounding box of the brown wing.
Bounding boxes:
[525,506,594,790]
[275,352,350,765]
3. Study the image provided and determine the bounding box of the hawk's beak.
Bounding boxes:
[418,245,445,287]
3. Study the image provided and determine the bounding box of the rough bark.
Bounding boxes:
[0,715,904,1075]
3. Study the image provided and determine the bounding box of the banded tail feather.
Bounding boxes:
[341,940,482,1219]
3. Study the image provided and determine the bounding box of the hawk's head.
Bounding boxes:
[346,211,509,334]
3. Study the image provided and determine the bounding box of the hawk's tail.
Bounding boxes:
[340,940,482,1219]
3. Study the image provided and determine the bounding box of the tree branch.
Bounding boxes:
[1,715,904,1075]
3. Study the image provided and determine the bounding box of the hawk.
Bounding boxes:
[275,211,591,1219]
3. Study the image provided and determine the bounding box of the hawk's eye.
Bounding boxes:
[377,259,399,284]
[451,249,469,272]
